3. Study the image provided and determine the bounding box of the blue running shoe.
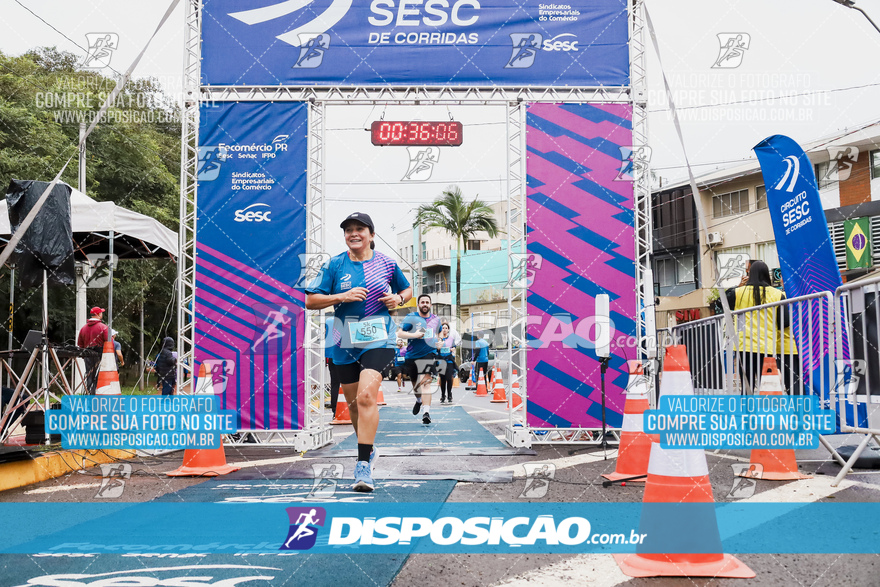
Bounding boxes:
[352,461,374,492]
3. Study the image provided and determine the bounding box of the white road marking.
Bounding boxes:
[489,451,612,474]
[492,553,630,587]
[25,482,101,494]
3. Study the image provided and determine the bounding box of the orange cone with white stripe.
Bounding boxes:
[614,345,755,579]
[167,438,240,477]
[511,370,522,408]
[194,362,213,395]
[475,368,488,397]
[331,390,351,425]
[490,371,507,403]
[739,358,810,481]
[466,371,475,389]
[376,387,387,406]
[96,341,122,395]
[602,360,652,483]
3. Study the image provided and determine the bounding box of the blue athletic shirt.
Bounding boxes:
[438,336,455,359]
[395,346,407,364]
[400,312,441,360]
[474,338,490,363]
[306,250,409,365]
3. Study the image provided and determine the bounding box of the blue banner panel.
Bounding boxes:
[196,102,308,430]
[201,0,629,87]
[754,134,866,430]
[3,503,880,554]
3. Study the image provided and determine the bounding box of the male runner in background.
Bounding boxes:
[398,294,440,425]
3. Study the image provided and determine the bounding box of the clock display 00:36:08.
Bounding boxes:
[370,121,463,146]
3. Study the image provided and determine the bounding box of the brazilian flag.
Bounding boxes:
[845,217,872,269]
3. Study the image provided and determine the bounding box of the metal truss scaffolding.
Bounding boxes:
[180,0,650,448]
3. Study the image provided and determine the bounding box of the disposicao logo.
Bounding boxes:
[281,507,327,550]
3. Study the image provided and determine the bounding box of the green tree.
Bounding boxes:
[414,186,500,321]
[0,47,181,390]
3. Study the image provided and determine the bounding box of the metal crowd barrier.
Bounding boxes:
[832,275,880,486]
[665,291,833,398]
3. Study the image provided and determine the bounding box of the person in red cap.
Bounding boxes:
[77,306,109,394]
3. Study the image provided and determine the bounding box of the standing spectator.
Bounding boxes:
[154,337,177,396]
[111,329,124,369]
[474,332,491,385]
[726,260,786,394]
[77,306,108,394]
[325,317,341,414]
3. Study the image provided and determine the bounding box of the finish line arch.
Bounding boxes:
[178,0,654,449]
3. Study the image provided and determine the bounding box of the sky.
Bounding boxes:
[2,0,880,255]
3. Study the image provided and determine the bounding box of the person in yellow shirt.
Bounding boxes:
[725,260,786,394]
[776,278,800,395]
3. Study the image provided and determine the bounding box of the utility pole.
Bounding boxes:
[832,0,880,34]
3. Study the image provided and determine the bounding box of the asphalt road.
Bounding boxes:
[1,379,878,587]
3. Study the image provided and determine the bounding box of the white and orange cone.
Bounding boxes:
[602,360,652,483]
[194,362,213,395]
[510,369,522,409]
[330,391,352,425]
[475,368,488,397]
[95,340,121,395]
[614,345,755,579]
[739,358,810,481]
[490,371,507,403]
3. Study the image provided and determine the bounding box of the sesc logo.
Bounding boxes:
[542,33,579,52]
[234,203,272,222]
[12,565,280,587]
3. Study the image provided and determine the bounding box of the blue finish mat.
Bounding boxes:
[0,553,407,587]
[334,406,506,451]
[153,478,456,504]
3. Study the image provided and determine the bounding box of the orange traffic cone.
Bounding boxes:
[475,368,488,397]
[603,360,652,483]
[453,373,460,388]
[511,370,522,408]
[194,362,213,395]
[614,345,755,579]
[466,373,475,389]
[331,392,352,425]
[167,437,240,477]
[739,358,810,481]
[490,371,507,403]
[96,340,121,395]
[376,387,387,406]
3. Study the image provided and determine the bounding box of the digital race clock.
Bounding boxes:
[370,121,463,146]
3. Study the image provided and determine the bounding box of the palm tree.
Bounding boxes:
[414,186,500,321]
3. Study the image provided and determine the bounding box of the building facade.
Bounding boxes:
[652,121,880,328]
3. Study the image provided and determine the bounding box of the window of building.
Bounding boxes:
[655,258,676,287]
[712,189,748,218]
[815,161,833,190]
[678,256,695,283]
[756,185,768,210]
[756,241,779,270]
[466,239,481,251]
[871,150,880,180]
[421,242,427,260]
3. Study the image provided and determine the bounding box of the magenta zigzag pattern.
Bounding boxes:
[195,244,305,430]
[525,103,636,429]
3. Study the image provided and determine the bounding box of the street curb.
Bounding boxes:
[0,449,137,493]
